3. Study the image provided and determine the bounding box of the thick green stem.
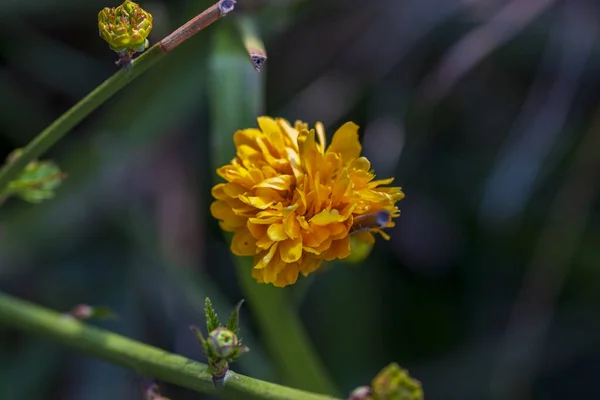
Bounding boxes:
[0,291,340,400]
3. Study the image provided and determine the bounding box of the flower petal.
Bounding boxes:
[280,238,303,263]
[254,243,279,269]
[231,229,256,256]
[324,235,351,261]
[253,175,294,191]
[327,122,361,164]
[284,213,301,239]
[310,209,346,226]
[267,223,288,241]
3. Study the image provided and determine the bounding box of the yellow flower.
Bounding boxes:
[211,117,405,287]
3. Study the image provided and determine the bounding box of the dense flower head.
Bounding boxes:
[211,117,404,287]
[98,1,153,53]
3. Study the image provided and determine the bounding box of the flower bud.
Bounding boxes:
[371,363,423,400]
[207,327,239,358]
[98,1,153,53]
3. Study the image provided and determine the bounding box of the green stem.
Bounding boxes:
[0,0,231,194]
[0,44,165,192]
[235,259,340,396]
[0,291,340,400]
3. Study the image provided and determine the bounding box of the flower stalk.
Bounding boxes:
[0,291,340,400]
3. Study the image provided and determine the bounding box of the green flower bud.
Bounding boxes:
[342,234,375,264]
[207,327,239,359]
[372,363,423,400]
[98,1,153,53]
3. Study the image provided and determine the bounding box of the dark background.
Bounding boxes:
[1,0,600,399]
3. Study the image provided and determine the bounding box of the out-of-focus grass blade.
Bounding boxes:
[208,22,339,396]
[209,21,264,168]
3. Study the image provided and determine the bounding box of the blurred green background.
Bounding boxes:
[2,0,600,399]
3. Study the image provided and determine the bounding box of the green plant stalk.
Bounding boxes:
[209,25,339,396]
[0,291,340,400]
[0,1,231,194]
[235,257,340,396]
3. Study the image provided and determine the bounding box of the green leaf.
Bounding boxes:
[226,299,244,336]
[3,149,66,203]
[204,297,220,333]
[189,325,210,358]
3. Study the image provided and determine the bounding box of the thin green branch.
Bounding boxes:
[0,0,233,193]
[0,291,341,400]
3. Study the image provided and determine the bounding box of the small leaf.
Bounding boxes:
[190,325,209,357]
[3,149,66,203]
[226,299,244,336]
[204,297,220,332]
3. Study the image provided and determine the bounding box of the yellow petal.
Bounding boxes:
[278,118,300,149]
[298,130,322,178]
[254,242,279,269]
[284,213,301,239]
[315,121,326,153]
[258,116,285,153]
[223,183,247,198]
[331,169,351,204]
[297,215,310,230]
[237,144,261,161]
[256,235,274,249]
[261,258,287,284]
[239,195,274,209]
[274,264,300,287]
[327,122,361,164]
[350,156,370,171]
[310,209,346,225]
[327,222,347,237]
[247,221,267,239]
[280,238,303,263]
[367,177,395,188]
[324,235,351,261]
[286,147,303,180]
[231,229,256,256]
[300,257,323,276]
[210,200,234,219]
[267,223,288,241]
[253,175,294,191]
[249,216,281,224]
[234,128,262,148]
[211,183,227,200]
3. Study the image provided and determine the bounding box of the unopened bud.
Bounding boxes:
[98,1,153,53]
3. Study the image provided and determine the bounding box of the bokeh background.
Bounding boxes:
[1,0,600,399]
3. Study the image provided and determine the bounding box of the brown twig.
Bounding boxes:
[160,0,236,53]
